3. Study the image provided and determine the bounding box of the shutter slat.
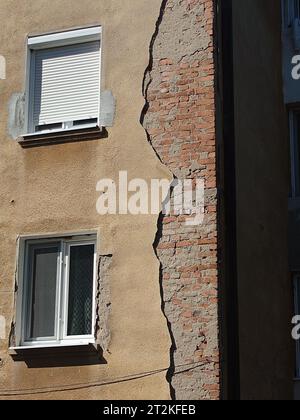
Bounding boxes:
[35,90,98,101]
[35,59,100,71]
[37,78,99,87]
[35,65,100,76]
[33,41,100,127]
[37,86,100,96]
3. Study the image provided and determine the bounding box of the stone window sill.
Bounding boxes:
[18,126,107,148]
[9,342,106,367]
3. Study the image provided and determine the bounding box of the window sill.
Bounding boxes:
[18,125,107,148]
[9,341,106,367]
[9,340,96,353]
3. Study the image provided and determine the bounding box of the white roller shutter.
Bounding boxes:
[32,41,100,129]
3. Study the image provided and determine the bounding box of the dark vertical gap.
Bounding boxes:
[216,0,240,400]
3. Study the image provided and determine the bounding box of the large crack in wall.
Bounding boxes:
[142,0,220,400]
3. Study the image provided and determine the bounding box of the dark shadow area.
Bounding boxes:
[215,0,240,401]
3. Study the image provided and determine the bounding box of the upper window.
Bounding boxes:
[16,235,97,349]
[283,0,300,29]
[26,27,101,135]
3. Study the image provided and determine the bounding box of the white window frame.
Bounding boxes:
[24,26,102,137]
[23,241,62,344]
[61,240,97,342]
[13,233,98,349]
[294,273,300,378]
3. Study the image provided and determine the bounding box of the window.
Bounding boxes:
[289,110,300,199]
[294,274,300,378]
[283,0,300,29]
[25,27,101,136]
[16,235,97,348]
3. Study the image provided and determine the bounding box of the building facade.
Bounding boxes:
[0,0,296,400]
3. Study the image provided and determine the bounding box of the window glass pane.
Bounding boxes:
[28,245,59,339]
[67,244,94,336]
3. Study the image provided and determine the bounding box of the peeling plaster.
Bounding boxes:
[95,255,112,353]
[8,89,116,140]
[8,237,21,349]
[141,0,175,399]
[8,93,25,140]
[141,0,219,400]
[99,91,116,128]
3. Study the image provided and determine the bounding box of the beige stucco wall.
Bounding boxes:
[0,0,172,400]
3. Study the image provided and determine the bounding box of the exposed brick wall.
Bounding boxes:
[143,0,220,400]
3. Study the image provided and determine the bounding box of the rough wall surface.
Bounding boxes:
[0,0,171,400]
[95,255,113,352]
[143,0,220,400]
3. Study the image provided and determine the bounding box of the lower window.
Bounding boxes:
[18,235,97,348]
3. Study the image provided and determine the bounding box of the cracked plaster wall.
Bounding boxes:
[0,0,171,400]
[143,0,220,400]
